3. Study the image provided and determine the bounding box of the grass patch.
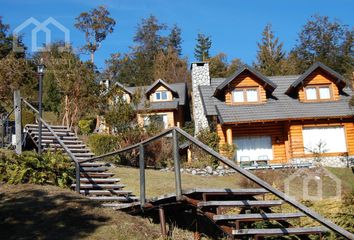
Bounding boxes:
[0,184,163,240]
[112,166,243,199]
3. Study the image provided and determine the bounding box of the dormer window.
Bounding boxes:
[305,85,332,101]
[232,88,259,103]
[155,91,168,101]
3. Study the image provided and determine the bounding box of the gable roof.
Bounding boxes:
[144,79,179,98]
[199,75,353,124]
[114,82,133,95]
[286,62,347,94]
[214,64,277,97]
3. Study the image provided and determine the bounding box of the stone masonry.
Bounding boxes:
[191,62,210,135]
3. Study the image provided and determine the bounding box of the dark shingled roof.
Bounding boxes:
[114,82,133,95]
[199,75,354,124]
[124,82,187,112]
[214,64,277,97]
[286,62,347,94]
[144,79,179,98]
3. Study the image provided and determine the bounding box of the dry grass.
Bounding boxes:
[0,184,162,240]
[112,166,244,199]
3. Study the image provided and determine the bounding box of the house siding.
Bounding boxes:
[149,85,173,102]
[298,69,340,102]
[217,118,354,164]
[225,73,267,105]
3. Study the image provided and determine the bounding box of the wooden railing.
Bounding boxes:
[15,93,354,239]
[80,127,354,239]
[21,98,81,193]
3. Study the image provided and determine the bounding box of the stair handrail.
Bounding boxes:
[79,127,174,164]
[78,126,352,239]
[21,98,81,193]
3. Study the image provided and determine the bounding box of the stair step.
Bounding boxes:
[81,167,108,172]
[80,178,120,183]
[73,152,95,157]
[88,196,138,202]
[26,124,69,130]
[80,190,132,196]
[44,148,91,153]
[34,135,78,140]
[101,202,141,209]
[80,172,115,178]
[29,131,75,136]
[185,188,268,195]
[41,139,84,144]
[80,162,106,167]
[44,143,87,148]
[213,212,305,221]
[232,227,326,236]
[72,184,125,189]
[198,200,283,208]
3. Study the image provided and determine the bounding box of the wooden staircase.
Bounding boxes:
[24,124,139,209]
[151,188,327,239]
[195,190,326,239]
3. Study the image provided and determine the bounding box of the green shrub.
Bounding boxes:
[0,151,74,188]
[88,134,120,155]
[22,110,36,126]
[78,119,95,135]
[196,128,219,151]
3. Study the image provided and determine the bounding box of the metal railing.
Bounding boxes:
[21,98,81,193]
[79,126,353,240]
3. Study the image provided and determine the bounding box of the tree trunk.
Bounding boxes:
[62,95,70,127]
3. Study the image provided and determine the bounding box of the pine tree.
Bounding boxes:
[292,15,353,75]
[254,24,285,76]
[194,33,212,61]
[168,25,182,55]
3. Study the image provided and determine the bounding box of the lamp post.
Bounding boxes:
[37,61,45,155]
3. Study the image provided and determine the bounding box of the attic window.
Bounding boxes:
[155,91,168,101]
[305,85,332,101]
[232,88,259,103]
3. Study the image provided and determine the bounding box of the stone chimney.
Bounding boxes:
[191,62,210,135]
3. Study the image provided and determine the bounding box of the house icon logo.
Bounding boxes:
[284,168,341,201]
[13,17,70,53]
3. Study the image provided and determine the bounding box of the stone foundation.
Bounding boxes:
[291,155,354,168]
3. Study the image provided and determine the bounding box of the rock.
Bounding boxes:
[213,171,218,175]
[205,166,213,174]
[191,170,197,175]
[216,165,224,170]
[180,168,184,173]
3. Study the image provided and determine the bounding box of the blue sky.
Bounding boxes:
[1,0,353,71]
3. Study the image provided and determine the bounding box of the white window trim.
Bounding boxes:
[154,91,169,101]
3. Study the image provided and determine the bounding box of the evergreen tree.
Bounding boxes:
[0,17,26,59]
[194,33,212,61]
[254,24,285,76]
[292,15,353,75]
[168,25,182,55]
[153,46,189,83]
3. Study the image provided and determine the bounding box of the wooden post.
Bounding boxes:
[187,148,192,163]
[226,127,232,145]
[139,144,146,206]
[173,129,182,201]
[14,90,22,155]
[159,207,167,238]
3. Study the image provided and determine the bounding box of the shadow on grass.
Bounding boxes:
[0,187,110,240]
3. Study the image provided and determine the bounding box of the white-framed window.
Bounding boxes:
[305,85,332,101]
[305,87,317,100]
[302,126,347,153]
[233,136,273,162]
[232,90,244,102]
[319,86,331,99]
[155,91,168,101]
[246,89,258,102]
[232,88,259,103]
